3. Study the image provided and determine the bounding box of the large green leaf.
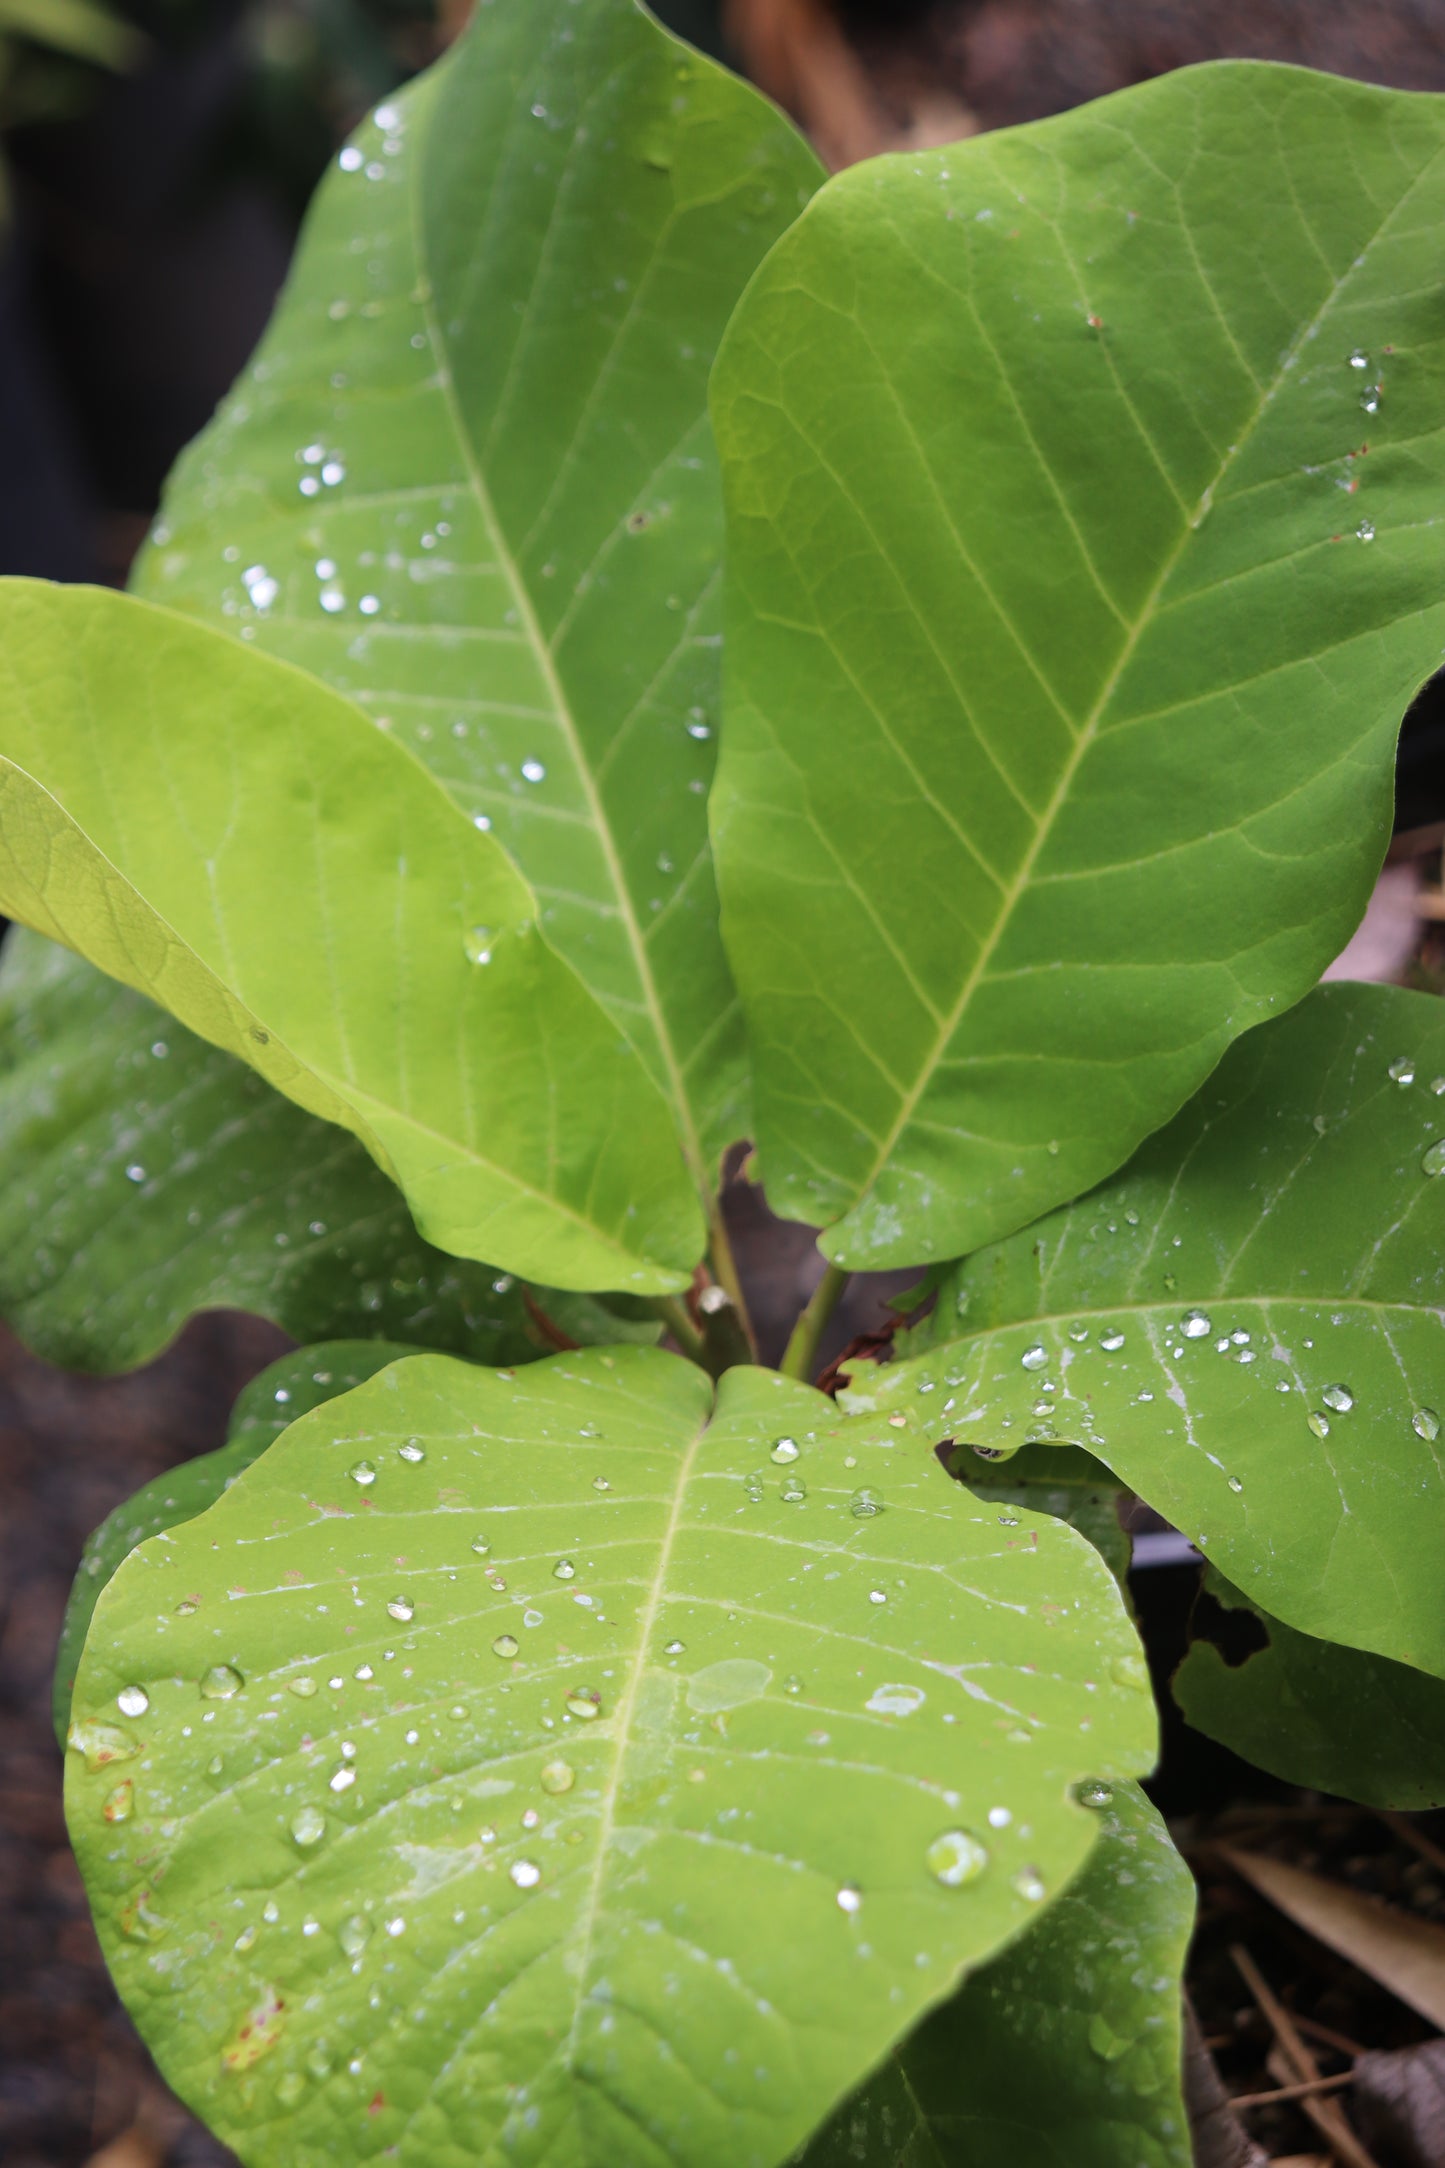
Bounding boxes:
[65,1346,1154,2168]
[711,61,1445,1269]
[136,0,822,1197]
[0,928,556,1370]
[845,983,1445,1676]
[53,1341,410,1744]
[0,579,702,1292]
[1175,1568,1445,1810]
[797,1781,1193,2167]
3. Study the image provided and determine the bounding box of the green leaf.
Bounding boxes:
[711,61,1445,1269]
[0,926,575,1370]
[1176,1568,1445,1810]
[797,1781,1193,2168]
[66,1346,1154,2167]
[136,0,822,1197]
[53,1341,409,1745]
[845,983,1445,1677]
[0,579,703,1292]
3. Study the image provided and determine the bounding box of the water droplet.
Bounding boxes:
[464,925,494,966]
[553,1558,576,1581]
[521,759,546,784]
[868,1590,887,1606]
[1423,1139,1445,1177]
[1100,1331,1126,1352]
[1020,1344,1047,1371]
[386,1916,405,1937]
[289,1677,317,1698]
[398,1439,426,1464]
[1111,1653,1149,1693]
[592,1477,611,1493]
[1012,1867,1047,1902]
[1227,1475,1244,1494]
[971,1443,1016,1464]
[926,1829,989,1886]
[769,1437,800,1464]
[1306,1410,1331,1439]
[492,1634,519,1659]
[1181,1310,1211,1340]
[1322,1383,1354,1413]
[1412,1406,1441,1441]
[867,1682,926,1718]
[783,1674,804,1695]
[849,1487,885,1518]
[1076,1779,1113,1809]
[339,1915,371,1957]
[997,1509,1020,1527]
[289,1806,326,1848]
[836,1885,863,1914]
[116,1685,149,1718]
[329,1765,356,1793]
[125,1163,146,1184]
[540,1759,575,1795]
[1360,385,1382,414]
[521,1807,541,1830]
[566,1690,602,1720]
[988,1805,1012,1828]
[200,1664,244,1701]
[102,1779,134,1823]
[1357,518,1376,542]
[387,1596,415,1622]
[1390,1057,1416,1084]
[779,1474,807,1503]
[742,1471,766,1501]
[348,1460,377,1487]
[664,1639,685,1655]
[471,1535,491,1557]
[510,1859,542,1889]
[1348,349,1370,369]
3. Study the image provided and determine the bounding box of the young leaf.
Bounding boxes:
[1176,1569,1445,1810]
[0,579,703,1292]
[0,929,558,1370]
[844,984,1445,1677]
[712,61,1445,1268]
[797,1781,1193,2168]
[53,1341,409,1744]
[137,0,823,1196]
[66,1346,1155,2167]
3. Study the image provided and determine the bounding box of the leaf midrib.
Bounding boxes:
[560,1395,712,2080]
[839,140,1445,1229]
[408,116,711,1205]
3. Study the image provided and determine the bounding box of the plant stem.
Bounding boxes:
[653,1295,706,1365]
[780,1261,850,1384]
[707,1206,757,1357]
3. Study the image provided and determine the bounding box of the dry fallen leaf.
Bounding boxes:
[1223,1847,1445,2031]
[1353,2038,1445,2168]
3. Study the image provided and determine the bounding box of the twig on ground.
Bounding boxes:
[1231,1945,1381,2168]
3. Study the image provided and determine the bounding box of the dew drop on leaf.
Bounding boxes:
[836,1885,863,1914]
[199,1664,244,1701]
[783,1674,804,1695]
[769,1437,800,1464]
[868,1590,887,1606]
[553,1558,576,1581]
[348,1460,377,1487]
[387,1596,415,1622]
[926,1829,989,1886]
[998,1509,1020,1526]
[1012,1867,1048,1902]
[1306,1410,1331,1439]
[116,1685,149,1717]
[1100,1331,1126,1352]
[510,1860,542,1889]
[849,1487,884,1518]
[1227,1475,1244,1494]
[1180,1310,1211,1340]
[1422,1139,1445,1177]
[1076,1780,1113,1809]
[339,1915,371,1957]
[398,1440,426,1464]
[540,1759,575,1795]
[779,1474,807,1503]
[1020,1343,1047,1371]
[470,1535,491,1557]
[1413,1407,1441,1441]
[289,1677,317,1698]
[1321,1384,1354,1413]
[464,925,494,966]
[289,1806,326,1848]
[492,1634,519,1659]
[663,1638,685,1655]
[566,1690,602,1719]
[1389,1057,1416,1084]
[102,1780,134,1823]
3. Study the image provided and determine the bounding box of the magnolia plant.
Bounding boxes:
[3,2,1444,2161]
